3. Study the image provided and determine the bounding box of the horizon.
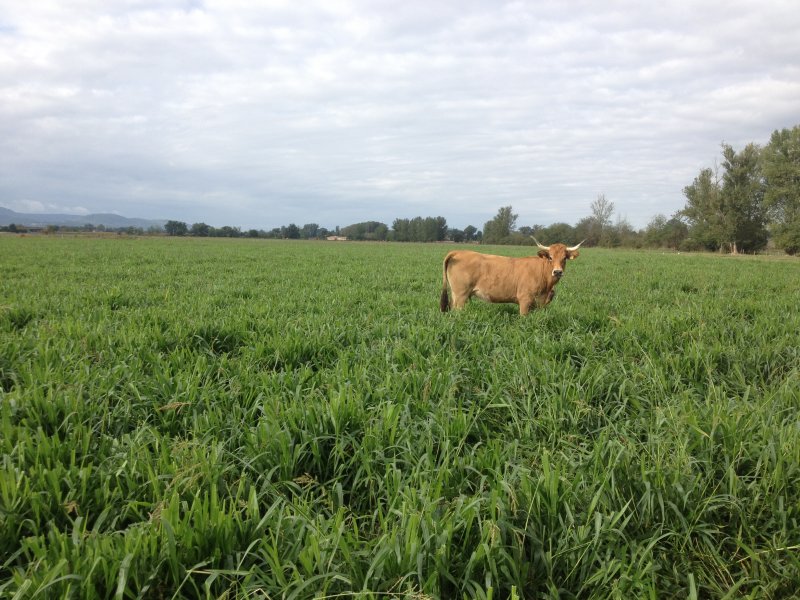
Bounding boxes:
[0,202,676,233]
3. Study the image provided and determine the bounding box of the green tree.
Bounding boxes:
[644,214,668,247]
[644,214,689,249]
[424,216,447,242]
[538,222,576,245]
[301,223,320,239]
[463,225,478,242]
[190,222,211,236]
[340,221,388,241]
[165,220,188,236]
[283,224,301,239]
[573,216,600,247]
[392,218,411,241]
[448,228,465,243]
[762,125,800,254]
[719,143,767,253]
[681,167,723,250]
[682,143,767,253]
[217,226,241,238]
[483,206,517,244]
[610,215,639,247]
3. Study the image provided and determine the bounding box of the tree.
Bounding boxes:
[644,215,667,248]
[283,224,301,239]
[463,225,478,242]
[644,214,688,249]
[190,222,211,236]
[590,194,615,246]
[390,217,447,242]
[340,221,388,241]
[301,223,320,239]
[425,217,448,242]
[217,226,241,238]
[483,206,517,244]
[165,220,188,236]
[610,215,637,247]
[538,222,576,245]
[681,143,768,253]
[591,194,614,227]
[762,125,800,254]
[662,217,689,249]
[681,167,723,250]
[573,216,600,247]
[719,143,767,253]
[392,218,411,241]
[448,228,465,243]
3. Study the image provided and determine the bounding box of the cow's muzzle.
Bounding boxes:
[552,269,563,278]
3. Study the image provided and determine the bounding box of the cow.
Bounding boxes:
[440,238,583,315]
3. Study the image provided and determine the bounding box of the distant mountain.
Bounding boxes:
[0,206,166,229]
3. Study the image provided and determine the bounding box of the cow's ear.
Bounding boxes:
[537,250,550,259]
[569,250,579,260]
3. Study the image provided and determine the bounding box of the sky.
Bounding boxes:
[1,1,799,232]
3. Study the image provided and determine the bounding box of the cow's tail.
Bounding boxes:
[440,252,454,312]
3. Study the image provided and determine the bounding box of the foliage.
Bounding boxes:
[190,222,211,236]
[340,221,389,241]
[283,223,301,239]
[682,143,769,253]
[164,220,188,236]
[463,225,479,242]
[719,143,768,253]
[681,167,723,250]
[538,222,577,245]
[643,215,689,250]
[392,216,448,242]
[762,125,800,254]
[483,206,518,244]
[1,237,799,599]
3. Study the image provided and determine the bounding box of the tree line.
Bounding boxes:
[162,216,470,243]
[15,124,791,253]
[478,125,799,254]
[161,125,798,253]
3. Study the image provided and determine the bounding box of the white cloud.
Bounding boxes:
[1,0,799,229]
[6,199,91,215]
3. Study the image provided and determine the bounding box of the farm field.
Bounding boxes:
[1,236,799,599]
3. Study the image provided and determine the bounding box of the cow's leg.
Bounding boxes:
[451,291,470,310]
[539,289,555,307]
[519,295,537,315]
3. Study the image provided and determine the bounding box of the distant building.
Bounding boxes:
[326,236,348,241]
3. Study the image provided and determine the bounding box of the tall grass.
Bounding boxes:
[1,236,798,598]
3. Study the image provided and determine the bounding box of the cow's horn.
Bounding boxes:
[566,240,585,252]
[531,236,548,250]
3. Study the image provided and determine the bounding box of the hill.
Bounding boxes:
[0,206,165,229]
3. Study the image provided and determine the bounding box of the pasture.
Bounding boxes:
[1,236,799,599]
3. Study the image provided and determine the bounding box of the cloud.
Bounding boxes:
[6,199,91,215]
[1,0,799,229]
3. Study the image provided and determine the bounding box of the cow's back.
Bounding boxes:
[445,250,523,303]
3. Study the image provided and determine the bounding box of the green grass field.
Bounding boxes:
[1,236,799,599]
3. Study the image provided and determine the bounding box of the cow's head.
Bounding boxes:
[533,238,583,279]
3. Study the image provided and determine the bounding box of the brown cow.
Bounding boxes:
[440,239,583,315]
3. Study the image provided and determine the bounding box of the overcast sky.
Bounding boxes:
[1,1,799,231]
